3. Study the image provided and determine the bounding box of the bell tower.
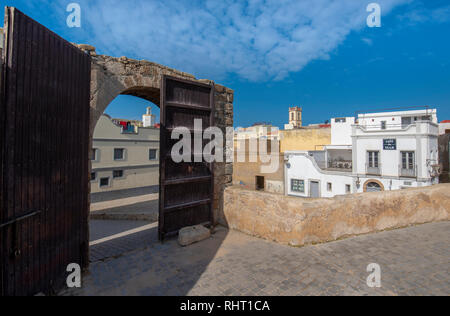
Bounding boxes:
[289,107,302,128]
[143,106,156,127]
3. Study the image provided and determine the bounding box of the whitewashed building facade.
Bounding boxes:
[285,109,440,198]
[91,114,160,194]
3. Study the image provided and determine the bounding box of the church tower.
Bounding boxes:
[143,106,156,127]
[289,107,302,128]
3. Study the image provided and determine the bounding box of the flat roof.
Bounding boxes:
[358,109,437,118]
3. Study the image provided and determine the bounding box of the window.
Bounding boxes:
[335,118,346,123]
[327,183,332,192]
[346,185,351,194]
[100,177,110,188]
[91,172,96,181]
[291,179,305,193]
[401,152,415,170]
[368,151,379,168]
[90,148,98,161]
[114,148,125,161]
[381,121,387,130]
[256,176,265,191]
[149,149,158,161]
[366,182,382,192]
[113,170,124,178]
[401,117,412,128]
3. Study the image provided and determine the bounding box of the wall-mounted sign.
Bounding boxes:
[383,139,397,150]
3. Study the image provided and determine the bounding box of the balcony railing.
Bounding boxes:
[399,165,417,178]
[366,163,381,175]
[327,160,353,170]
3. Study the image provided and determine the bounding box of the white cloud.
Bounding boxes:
[397,3,450,25]
[362,38,374,46]
[73,0,409,81]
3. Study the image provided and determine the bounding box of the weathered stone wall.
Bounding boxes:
[212,84,234,225]
[232,140,285,194]
[223,184,450,246]
[77,45,234,226]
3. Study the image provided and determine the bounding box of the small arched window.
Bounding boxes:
[366,182,382,192]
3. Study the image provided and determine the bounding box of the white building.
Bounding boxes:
[91,114,160,194]
[143,106,156,128]
[235,124,279,141]
[285,109,440,198]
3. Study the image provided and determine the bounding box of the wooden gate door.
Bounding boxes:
[0,7,91,296]
[159,76,215,240]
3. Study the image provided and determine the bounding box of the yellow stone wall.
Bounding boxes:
[280,128,331,153]
[223,184,450,247]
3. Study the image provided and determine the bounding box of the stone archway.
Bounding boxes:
[79,45,234,225]
[363,179,385,192]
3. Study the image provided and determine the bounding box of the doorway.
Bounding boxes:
[310,181,320,198]
[1,6,232,296]
[88,95,161,262]
[256,176,265,191]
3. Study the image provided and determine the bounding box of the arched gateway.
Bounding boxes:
[0,7,234,296]
[84,47,235,233]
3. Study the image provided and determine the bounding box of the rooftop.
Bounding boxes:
[357,108,437,119]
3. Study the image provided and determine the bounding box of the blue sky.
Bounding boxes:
[1,0,449,127]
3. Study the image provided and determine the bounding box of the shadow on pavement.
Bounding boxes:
[63,220,230,296]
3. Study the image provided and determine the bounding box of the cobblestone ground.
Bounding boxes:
[89,220,157,262]
[90,193,159,222]
[63,221,450,296]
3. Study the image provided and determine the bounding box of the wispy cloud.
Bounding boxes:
[362,38,374,46]
[68,0,409,81]
[397,3,450,25]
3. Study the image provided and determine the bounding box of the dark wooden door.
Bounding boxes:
[0,7,91,296]
[159,76,215,240]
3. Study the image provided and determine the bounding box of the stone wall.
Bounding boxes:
[223,184,450,246]
[76,45,234,226]
[280,127,331,153]
[232,139,285,194]
[213,84,235,225]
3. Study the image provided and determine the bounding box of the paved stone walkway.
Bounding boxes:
[63,221,450,296]
[89,220,157,262]
[90,193,159,222]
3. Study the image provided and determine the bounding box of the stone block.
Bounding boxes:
[77,44,96,52]
[178,225,211,247]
